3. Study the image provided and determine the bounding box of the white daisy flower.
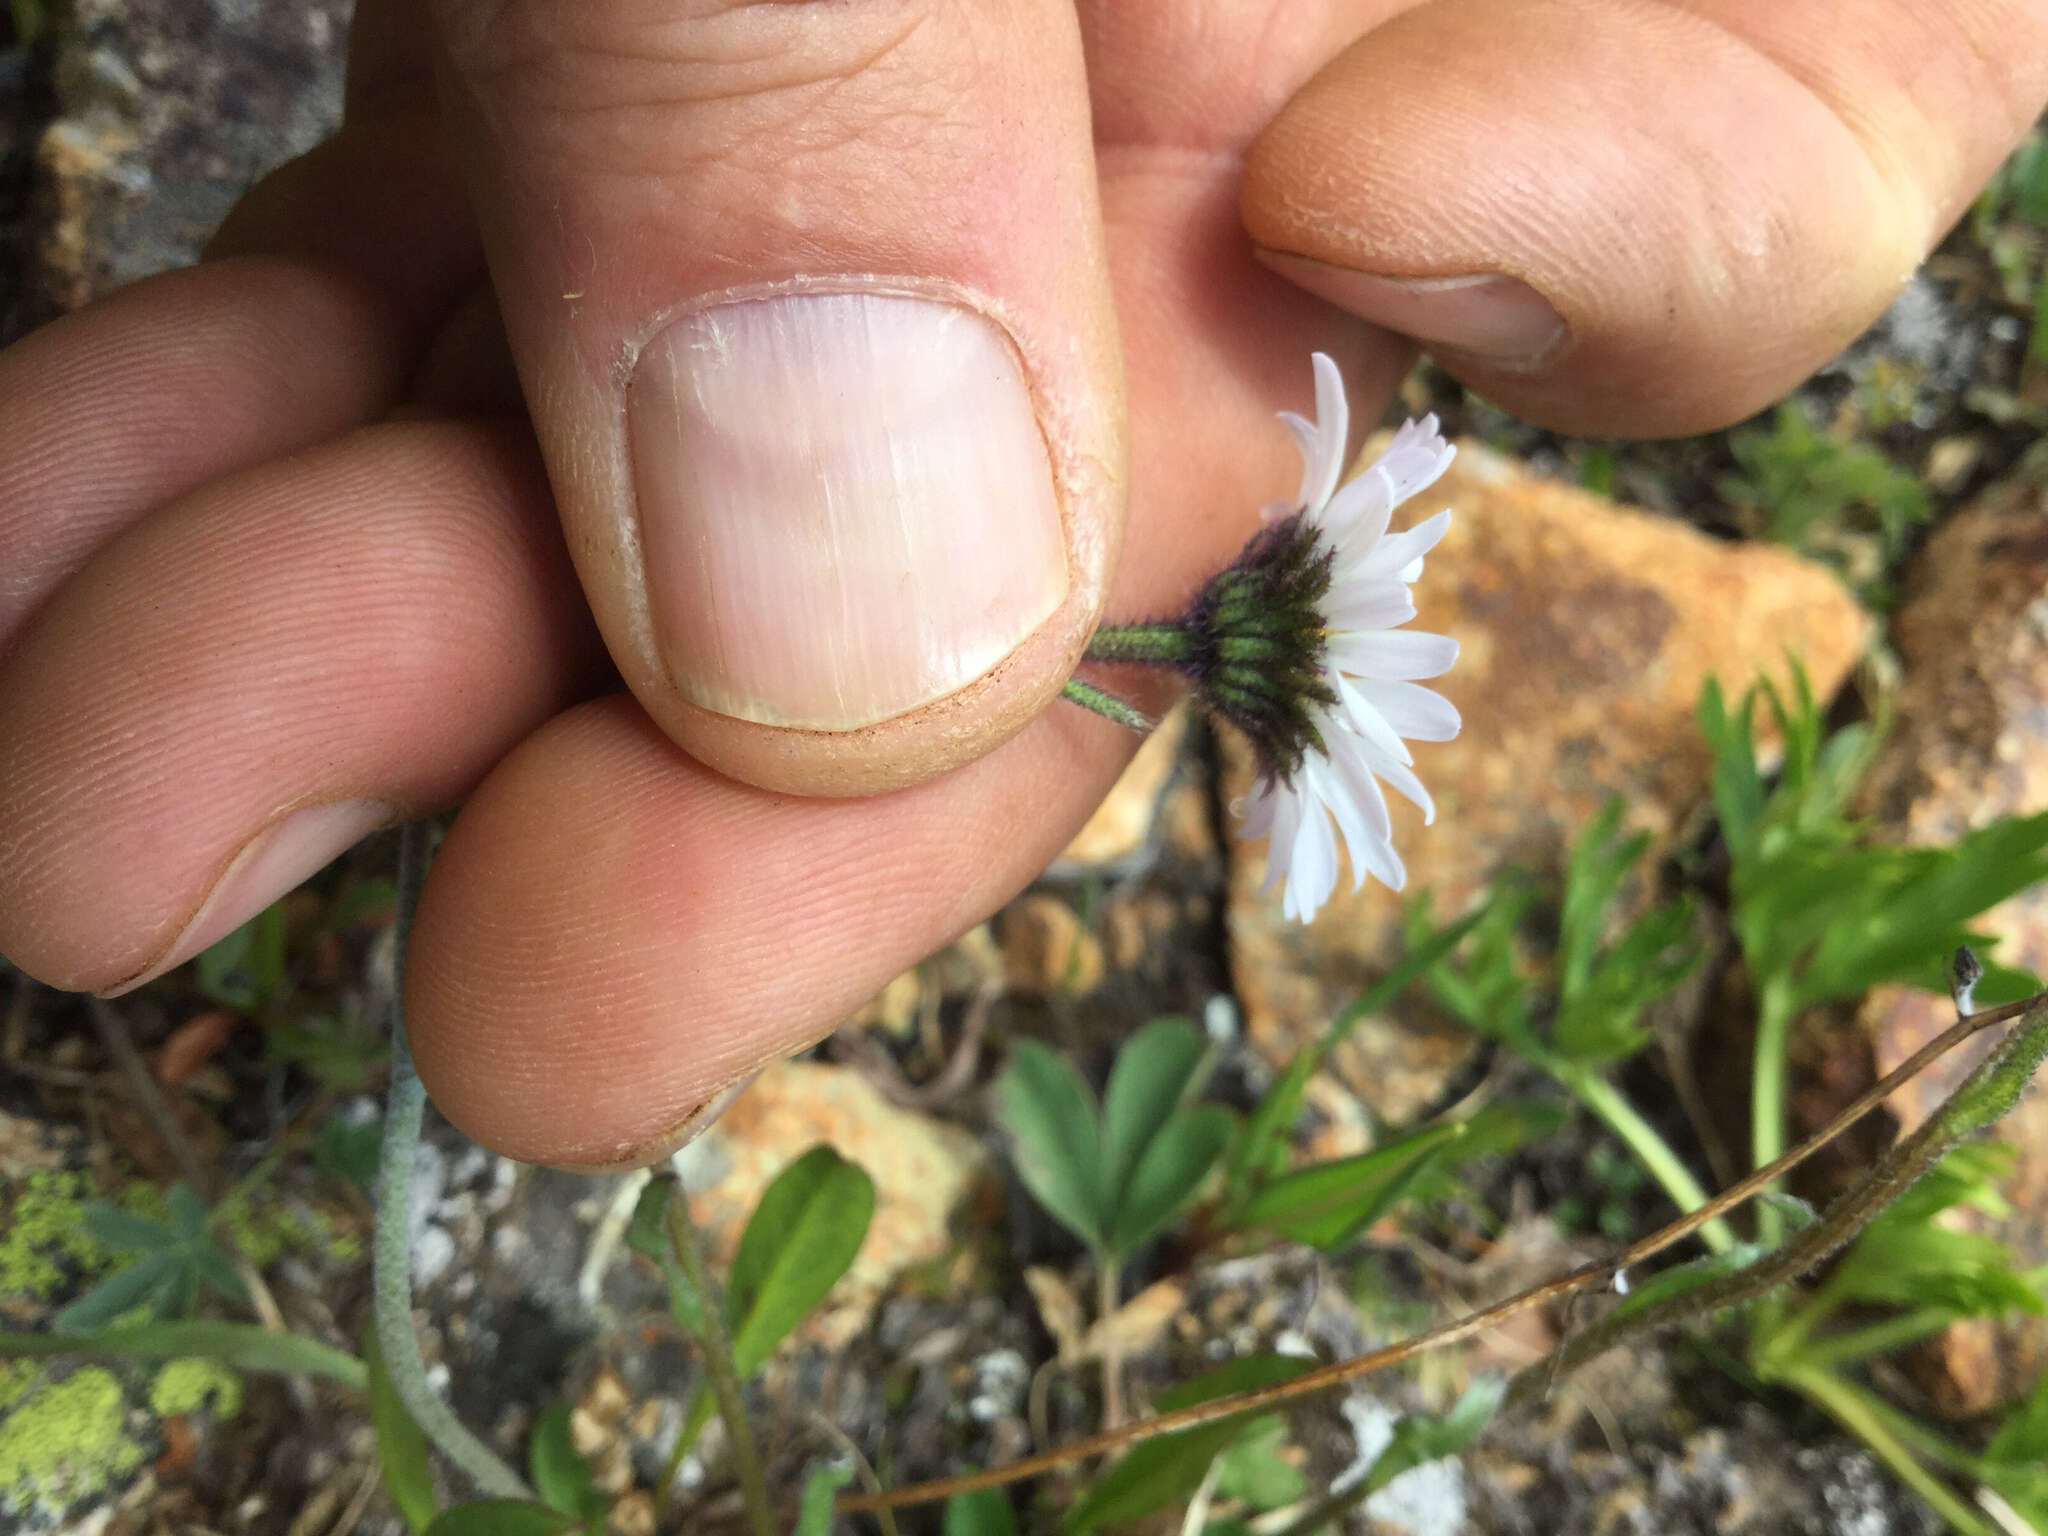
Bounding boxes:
[1240,353,1462,923]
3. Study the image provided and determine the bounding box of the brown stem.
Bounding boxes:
[836,992,2040,1516]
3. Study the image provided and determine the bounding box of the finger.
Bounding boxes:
[1243,0,2048,436]
[0,421,604,995]
[403,166,1412,1169]
[0,256,416,649]
[431,0,1125,796]
[407,696,1130,1167]
[205,111,482,336]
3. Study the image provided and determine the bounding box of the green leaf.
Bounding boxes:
[1235,1121,1460,1250]
[1212,1417,1304,1509]
[313,1114,386,1190]
[188,1239,249,1305]
[791,1460,856,1536]
[724,1146,875,1379]
[1109,1104,1233,1257]
[366,1326,437,1533]
[994,1040,1110,1250]
[195,898,289,1012]
[1823,1145,2041,1322]
[1357,1378,1503,1494]
[1060,1355,1310,1536]
[1102,1017,1212,1194]
[167,1182,209,1240]
[0,1320,365,1386]
[53,1251,182,1334]
[82,1202,176,1253]
[943,1489,1018,1536]
[1227,906,1488,1210]
[423,1501,578,1536]
[529,1404,604,1520]
[623,1179,704,1336]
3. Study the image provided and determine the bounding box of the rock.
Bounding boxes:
[999,894,1105,998]
[1846,474,2048,1414]
[31,0,348,313]
[678,1061,987,1351]
[1227,437,1869,1123]
[1050,705,1191,874]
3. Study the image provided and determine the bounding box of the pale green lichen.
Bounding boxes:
[0,1172,109,1301]
[0,1362,40,1412]
[149,1357,241,1420]
[219,1194,361,1268]
[0,1367,145,1514]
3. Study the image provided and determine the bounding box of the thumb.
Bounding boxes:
[430,0,1123,795]
[1242,0,2048,438]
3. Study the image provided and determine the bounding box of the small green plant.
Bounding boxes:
[52,1183,245,1334]
[1700,669,2048,1217]
[372,1141,878,1535]
[994,1015,1234,1423]
[1403,670,2048,1534]
[1717,401,1929,593]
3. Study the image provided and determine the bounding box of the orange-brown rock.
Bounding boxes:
[1849,476,2048,1415]
[1227,438,1869,1123]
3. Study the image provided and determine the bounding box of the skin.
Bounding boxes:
[0,0,2042,1167]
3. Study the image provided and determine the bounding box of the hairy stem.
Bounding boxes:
[1084,622,1197,665]
[665,1188,777,1536]
[373,822,529,1499]
[1060,677,1154,733]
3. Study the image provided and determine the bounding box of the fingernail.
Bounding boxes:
[628,290,1070,730]
[554,1070,761,1174]
[99,798,397,997]
[1255,252,1567,369]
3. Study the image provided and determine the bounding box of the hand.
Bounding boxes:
[1,0,2039,1167]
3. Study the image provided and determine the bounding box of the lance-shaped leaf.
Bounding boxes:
[423,1502,577,1536]
[1059,1354,1310,1536]
[366,1326,436,1534]
[724,1146,875,1378]
[994,1040,1110,1250]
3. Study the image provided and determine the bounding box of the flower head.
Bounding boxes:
[1235,354,1462,922]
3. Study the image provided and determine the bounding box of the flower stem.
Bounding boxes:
[373,821,529,1501]
[1777,1365,1999,1536]
[1751,976,1798,1244]
[665,1188,777,1536]
[1084,622,1197,665]
[1561,1064,1738,1254]
[1060,677,1153,734]
[1096,1254,1126,1430]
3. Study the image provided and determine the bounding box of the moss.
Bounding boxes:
[0,1172,109,1301]
[0,1367,145,1514]
[148,1357,241,1420]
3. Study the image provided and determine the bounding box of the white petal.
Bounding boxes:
[1374,417,1457,504]
[1331,675,1414,766]
[1322,582,1416,634]
[1286,791,1341,920]
[1377,756,1438,824]
[1353,679,1462,742]
[1324,743,1406,889]
[1353,509,1453,582]
[1277,411,1323,509]
[1328,629,1459,681]
[1304,353,1350,513]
